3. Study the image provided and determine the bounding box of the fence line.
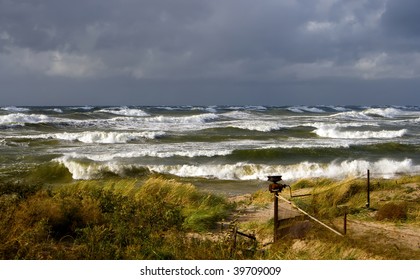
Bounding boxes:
[275,193,344,237]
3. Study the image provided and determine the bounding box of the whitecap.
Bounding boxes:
[287,106,325,113]
[145,158,419,181]
[0,113,53,125]
[10,131,165,144]
[332,111,373,120]
[314,126,407,139]
[364,108,404,118]
[1,106,30,112]
[99,107,149,117]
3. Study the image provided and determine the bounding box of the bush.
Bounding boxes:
[0,177,234,259]
[375,202,408,221]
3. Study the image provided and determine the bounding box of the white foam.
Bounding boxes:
[229,121,285,132]
[332,111,373,120]
[364,108,405,118]
[55,152,420,181]
[71,106,94,110]
[99,107,149,117]
[145,159,418,181]
[54,156,122,180]
[222,111,255,119]
[58,131,165,143]
[227,106,267,111]
[0,113,53,125]
[145,113,219,124]
[315,126,407,139]
[10,131,165,143]
[327,106,349,112]
[288,106,325,113]
[1,106,30,112]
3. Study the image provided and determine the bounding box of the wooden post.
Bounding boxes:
[366,169,370,208]
[274,191,279,242]
[230,226,237,257]
[344,212,347,235]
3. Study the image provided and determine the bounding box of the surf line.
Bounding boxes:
[275,193,344,237]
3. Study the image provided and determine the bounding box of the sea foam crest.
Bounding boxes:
[145,159,418,181]
[0,113,53,125]
[55,155,419,180]
[54,131,164,143]
[53,156,122,180]
[145,113,219,124]
[11,131,165,143]
[332,111,373,120]
[315,126,407,139]
[99,107,149,117]
[1,106,30,112]
[287,106,325,113]
[229,121,285,132]
[364,108,405,118]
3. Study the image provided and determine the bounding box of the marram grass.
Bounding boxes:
[0,174,419,259]
[0,176,233,259]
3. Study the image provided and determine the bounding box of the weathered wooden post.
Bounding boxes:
[268,176,287,243]
[366,169,370,208]
[273,191,279,242]
[344,212,347,235]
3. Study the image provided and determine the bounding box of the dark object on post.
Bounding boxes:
[268,176,288,193]
[268,175,282,183]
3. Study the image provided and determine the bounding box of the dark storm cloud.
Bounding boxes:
[0,0,420,105]
[381,0,420,37]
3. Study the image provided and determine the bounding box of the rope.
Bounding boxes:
[275,194,344,237]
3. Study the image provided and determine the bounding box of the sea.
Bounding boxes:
[1,105,420,192]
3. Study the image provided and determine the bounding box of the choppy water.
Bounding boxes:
[1,105,420,181]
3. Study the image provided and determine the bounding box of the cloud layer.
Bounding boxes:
[1,0,420,105]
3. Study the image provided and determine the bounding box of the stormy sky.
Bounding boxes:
[1,0,420,106]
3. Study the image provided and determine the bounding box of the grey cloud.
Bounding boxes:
[0,0,420,105]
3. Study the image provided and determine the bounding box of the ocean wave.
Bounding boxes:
[0,113,54,125]
[1,106,30,112]
[315,126,407,139]
[98,107,149,117]
[147,159,418,180]
[287,106,325,113]
[227,106,267,111]
[221,111,255,119]
[49,108,64,113]
[228,121,285,132]
[332,111,373,120]
[145,113,219,124]
[14,131,165,143]
[70,106,94,110]
[55,157,419,180]
[325,106,349,112]
[57,141,236,161]
[364,108,406,118]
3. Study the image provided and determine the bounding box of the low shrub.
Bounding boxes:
[375,202,408,221]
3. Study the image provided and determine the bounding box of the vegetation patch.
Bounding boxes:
[375,202,408,221]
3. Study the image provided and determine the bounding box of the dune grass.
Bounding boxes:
[0,176,233,259]
[0,173,418,260]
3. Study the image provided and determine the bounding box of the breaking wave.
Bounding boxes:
[55,157,420,180]
[98,107,149,117]
[11,131,165,143]
[315,126,407,139]
[1,106,30,112]
[287,106,325,113]
[0,113,55,125]
[332,111,373,120]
